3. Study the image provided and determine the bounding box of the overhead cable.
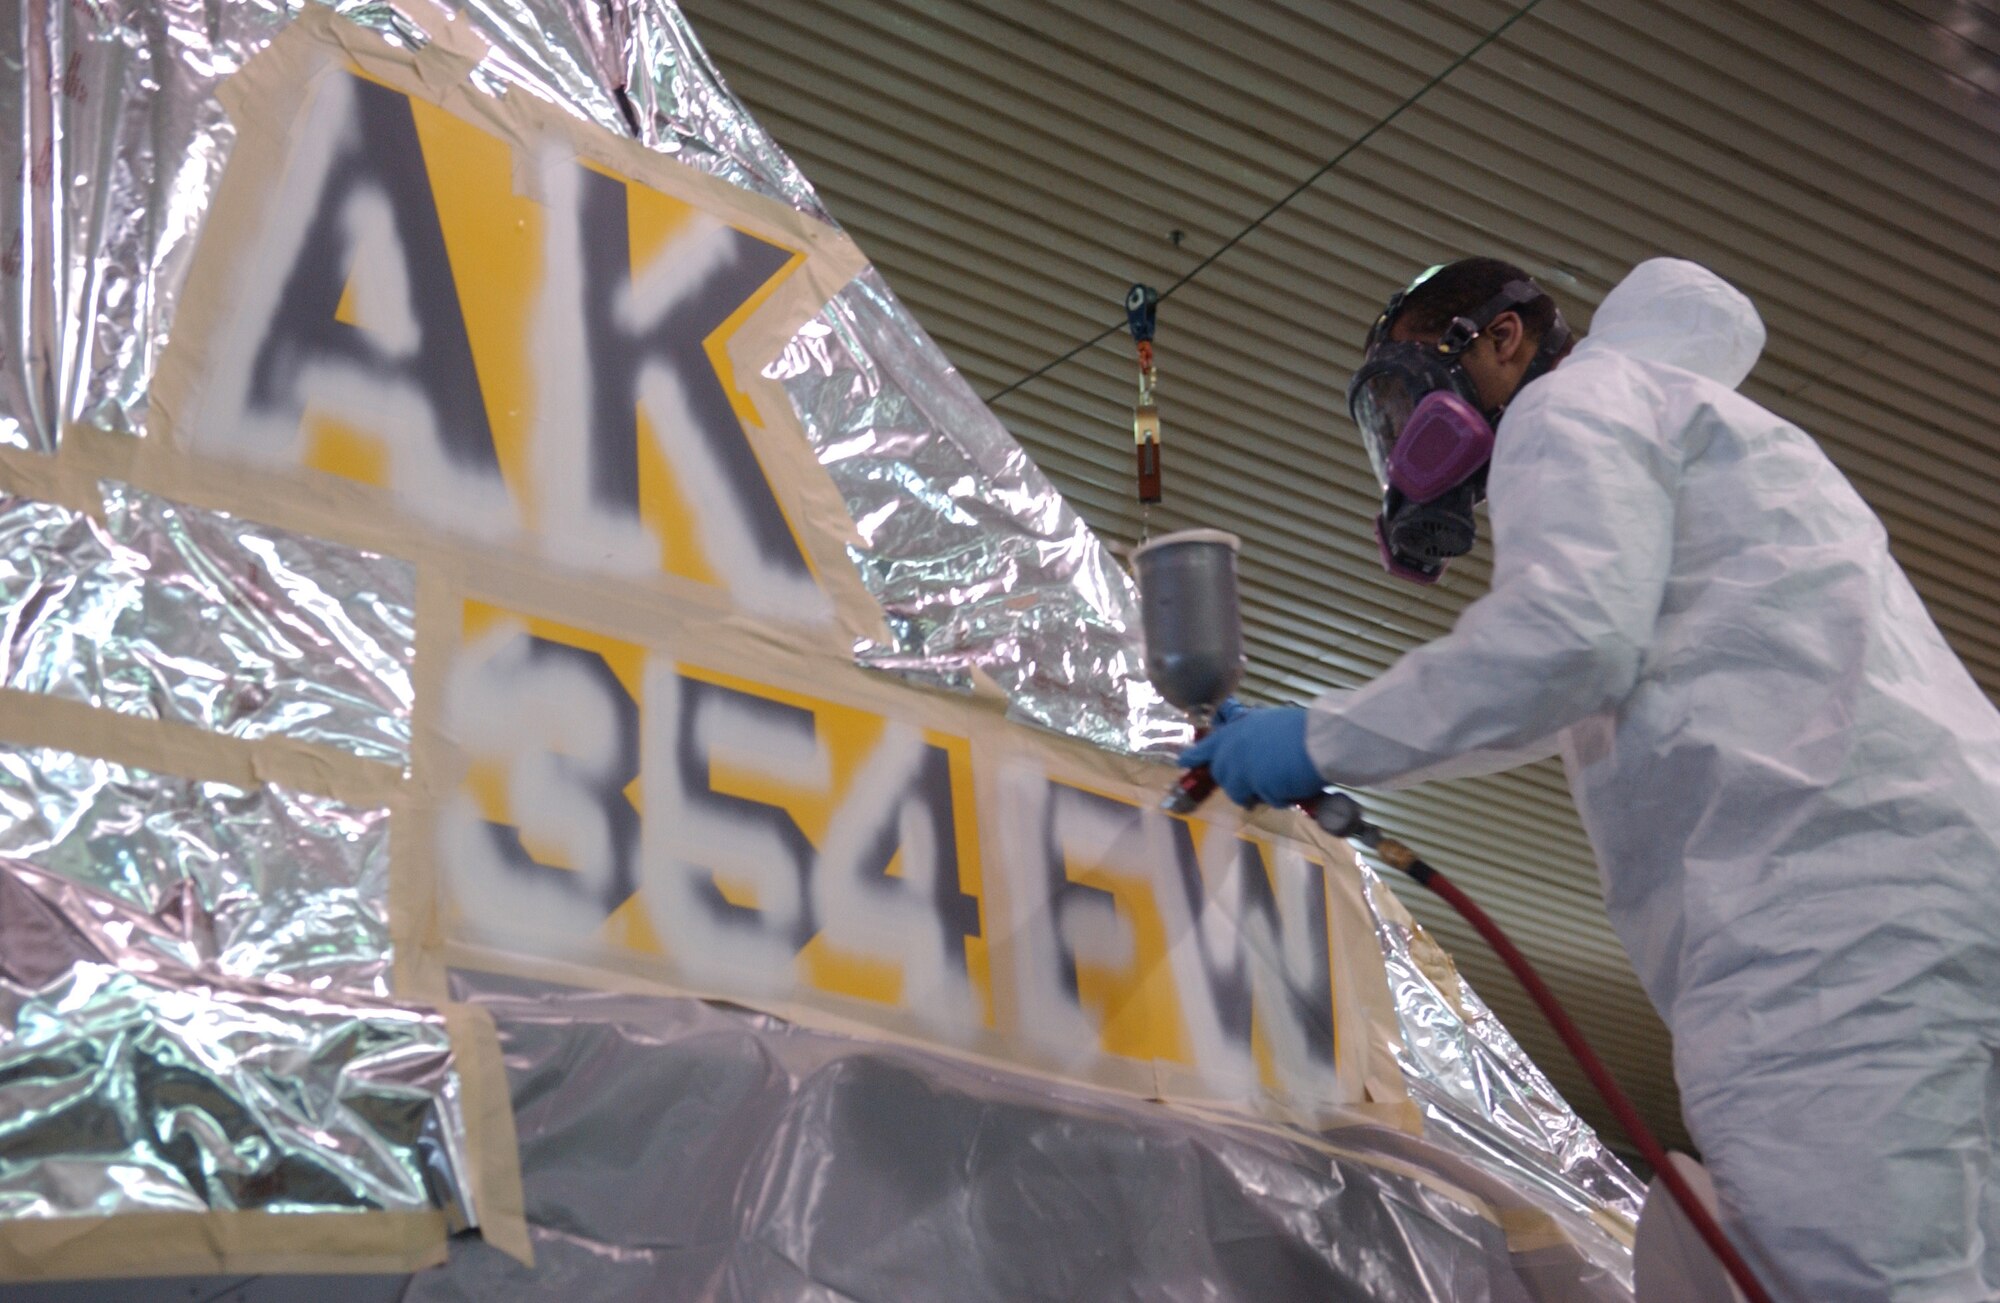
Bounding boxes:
[983,0,1551,405]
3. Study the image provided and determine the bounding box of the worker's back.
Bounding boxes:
[1533,262,2000,1061]
[1522,259,2000,1299]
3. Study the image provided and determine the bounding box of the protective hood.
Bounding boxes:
[1585,257,1766,390]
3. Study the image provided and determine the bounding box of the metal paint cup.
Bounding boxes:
[1132,529,1245,716]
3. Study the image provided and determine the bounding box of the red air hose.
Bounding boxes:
[1172,778,1776,1299]
[1401,852,1773,1303]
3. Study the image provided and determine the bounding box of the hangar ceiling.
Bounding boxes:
[679,0,2000,1154]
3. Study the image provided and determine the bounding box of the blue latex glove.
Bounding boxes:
[1177,704,1325,809]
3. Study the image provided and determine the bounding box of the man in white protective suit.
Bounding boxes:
[1180,255,2000,1301]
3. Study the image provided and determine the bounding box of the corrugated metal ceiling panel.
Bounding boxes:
[680,0,2000,1154]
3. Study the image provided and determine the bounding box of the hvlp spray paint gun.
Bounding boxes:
[1132,531,1422,856]
[1131,531,1373,841]
[1130,529,1240,815]
[1130,527,1771,1303]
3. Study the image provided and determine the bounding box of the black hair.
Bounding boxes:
[1391,257,1559,345]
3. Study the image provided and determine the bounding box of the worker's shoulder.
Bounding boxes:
[1522,348,1839,485]
[1504,347,1671,433]
[1543,340,1670,396]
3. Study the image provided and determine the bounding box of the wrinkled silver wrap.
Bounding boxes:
[0,742,393,995]
[0,946,463,1223]
[1361,868,1644,1238]
[1,485,415,765]
[0,746,466,1223]
[0,0,1640,1288]
[771,270,1188,753]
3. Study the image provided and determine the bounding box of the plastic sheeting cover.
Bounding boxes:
[396,970,1627,1303]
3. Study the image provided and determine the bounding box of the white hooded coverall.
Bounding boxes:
[1307,258,2000,1301]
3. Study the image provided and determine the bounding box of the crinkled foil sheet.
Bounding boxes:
[1361,868,1643,1244]
[0,822,468,1222]
[0,742,392,996]
[772,268,1190,753]
[0,948,463,1223]
[0,0,1640,1286]
[1,485,414,765]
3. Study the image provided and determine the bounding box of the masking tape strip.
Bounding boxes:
[0,1211,447,1282]
[442,1001,534,1268]
[0,685,404,813]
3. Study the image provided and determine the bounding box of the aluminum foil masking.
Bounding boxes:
[0,753,466,1221]
[0,0,1640,1282]
[1,485,414,766]
[0,465,443,1233]
[0,741,393,995]
[1361,867,1644,1239]
[772,268,1188,753]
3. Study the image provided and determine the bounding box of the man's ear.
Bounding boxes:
[1486,310,1529,364]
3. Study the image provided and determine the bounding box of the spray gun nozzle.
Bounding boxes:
[1162,764,1217,814]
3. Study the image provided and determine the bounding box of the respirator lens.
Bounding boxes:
[1348,369,1421,485]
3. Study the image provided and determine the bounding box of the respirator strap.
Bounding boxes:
[1438,280,1546,355]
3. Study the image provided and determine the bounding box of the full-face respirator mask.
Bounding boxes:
[1345,272,1571,584]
